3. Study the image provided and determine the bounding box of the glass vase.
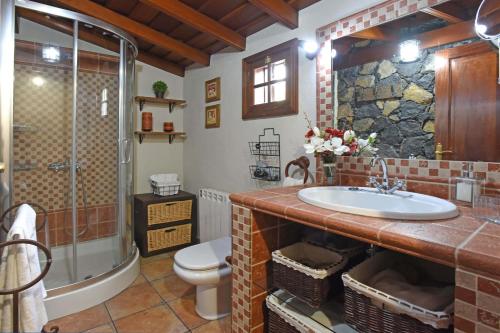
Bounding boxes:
[322,154,336,186]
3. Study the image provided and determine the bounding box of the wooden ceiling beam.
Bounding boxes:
[53,0,209,65]
[17,8,185,77]
[333,20,475,70]
[421,2,469,23]
[247,0,298,29]
[350,27,397,41]
[139,0,245,50]
[420,7,464,24]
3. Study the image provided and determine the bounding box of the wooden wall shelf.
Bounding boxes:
[135,96,186,112]
[135,131,186,144]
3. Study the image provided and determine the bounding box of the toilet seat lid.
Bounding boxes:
[174,236,231,271]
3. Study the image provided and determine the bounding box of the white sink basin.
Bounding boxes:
[298,186,459,221]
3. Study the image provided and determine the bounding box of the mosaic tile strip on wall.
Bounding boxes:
[455,269,500,333]
[231,205,252,333]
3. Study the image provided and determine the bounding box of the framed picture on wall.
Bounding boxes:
[205,104,220,128]
[205,77,221,103]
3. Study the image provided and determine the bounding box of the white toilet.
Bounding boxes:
[173,236,232,320]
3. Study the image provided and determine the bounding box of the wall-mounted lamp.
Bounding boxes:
[42,45,60,63]
[331,48,337,59]
[300,40,319,60]
[399,39,421,63]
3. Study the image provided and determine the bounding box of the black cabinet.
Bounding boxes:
[134,191,198,257]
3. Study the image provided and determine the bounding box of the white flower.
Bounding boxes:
[311,136,324,147]
[369,133,377,139]
[313,127,321,137]
[343,130,356,143]
[330,137,343,148]
[358,138,369,148]
[304,136,325,154]
[334,145,351,155]
[323,140,334,152]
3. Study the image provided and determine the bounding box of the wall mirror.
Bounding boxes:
[331,0,499,162]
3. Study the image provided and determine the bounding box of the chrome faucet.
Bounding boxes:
[48,160,81,172]
[368,155,406,194]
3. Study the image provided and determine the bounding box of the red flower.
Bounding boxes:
[305,129,314,138]
[348,141,358,155]
[325,127,344,139]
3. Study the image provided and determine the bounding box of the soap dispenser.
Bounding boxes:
[453,162,481,204]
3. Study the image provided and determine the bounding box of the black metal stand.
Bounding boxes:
[248,128,281,182]
[0,203,59,333]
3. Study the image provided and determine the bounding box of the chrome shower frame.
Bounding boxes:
[0,0,137,290]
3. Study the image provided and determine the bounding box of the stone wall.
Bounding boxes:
[336,38,477,159]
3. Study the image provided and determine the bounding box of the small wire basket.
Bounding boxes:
[151,182,181,196]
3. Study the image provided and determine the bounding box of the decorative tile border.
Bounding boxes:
[455,269,500,333]
[336,156,500,190]
[231,205,252,333]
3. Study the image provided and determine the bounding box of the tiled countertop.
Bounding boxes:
[230,185,500,279]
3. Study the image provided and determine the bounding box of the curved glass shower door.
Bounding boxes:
[12,13,78,288]
[8,2,137,290]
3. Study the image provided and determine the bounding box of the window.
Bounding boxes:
[242,39,298,119]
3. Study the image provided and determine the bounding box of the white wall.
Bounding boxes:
[16,19,185,194]
[182,0,385,194]
[133,63,184,193]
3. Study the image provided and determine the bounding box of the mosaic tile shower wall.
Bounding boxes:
[12,41,120,245]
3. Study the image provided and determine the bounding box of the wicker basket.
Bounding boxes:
[266,289,355,333]
[272,242,347,308]
[147,224,192,252]
[342,251,454,333]
[150,173,180,196]
[147,200,192,226]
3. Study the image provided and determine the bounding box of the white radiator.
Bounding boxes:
[199,188,232,242]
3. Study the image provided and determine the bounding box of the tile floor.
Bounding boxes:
[45,252,231,333]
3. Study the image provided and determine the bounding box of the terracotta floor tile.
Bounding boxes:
[84,323,116,333]
[45,304,110,333]
[168,294,208,329]
[114,305,188,333]
[140,251,176,264]
[141,257,175,281]
[150,274,195,302]
[105,282,162,320]
[191,315,231,333]
[129,274,146,287]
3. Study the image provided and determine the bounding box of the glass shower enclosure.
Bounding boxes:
[0,0,136,292]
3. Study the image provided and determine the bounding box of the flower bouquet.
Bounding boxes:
[303,113,377,184]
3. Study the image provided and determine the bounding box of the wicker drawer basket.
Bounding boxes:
[147,200,192,226]
[147,224,192,252]
[272,242,347,308]
[342,251,454,333]
[266,289,355,333]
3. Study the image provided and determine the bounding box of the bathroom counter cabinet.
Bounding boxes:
[134,191,198,257]
[229,185,500,333]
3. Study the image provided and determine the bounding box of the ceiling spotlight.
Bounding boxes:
[301,40,319,60]
[42,45,60,63]
[399,39,421,63]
